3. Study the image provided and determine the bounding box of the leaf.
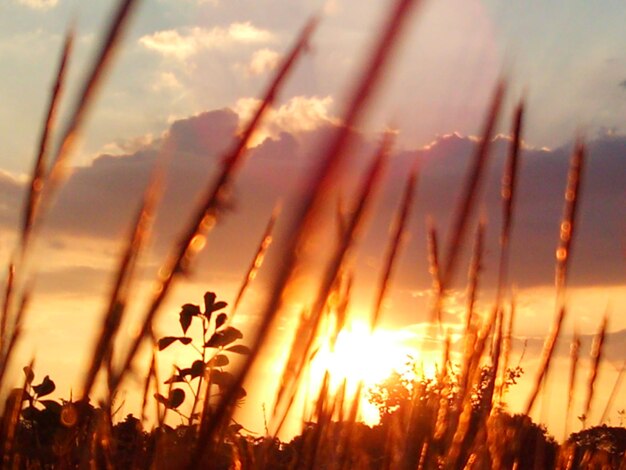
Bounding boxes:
[211,301,228,313]
[215,313,228,329]
[188,360,205,379]
[158,337,177,351]
[208,355,229,368]
[154,393,167,405]
[159,336,191,350]
[205,327,243,348]
[203,292,228,321]
[225,344,251,355]
[181,303,201,316]
[164,374,184,384]
[33,375,55,397]
[234,387,247,400]
[168,388,185,409]
[23,366,34,384]
[203,292,216,318]
[179,312,192,335]
[40,400,62,414]
[180,303,200,334]
[210,370,235,390]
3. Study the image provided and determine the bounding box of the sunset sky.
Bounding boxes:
[0,0,624,439]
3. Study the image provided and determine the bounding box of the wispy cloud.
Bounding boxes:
[247,48,281,76]
[16,0,58,10]
[139,22,275,60]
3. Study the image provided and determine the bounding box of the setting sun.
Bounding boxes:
[308,322,420,423]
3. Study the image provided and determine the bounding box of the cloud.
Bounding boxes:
[234,95,337,145]
[247,48,281,76]
[139,22,275,60]
[620,79,626,89]
[15,0,58,10]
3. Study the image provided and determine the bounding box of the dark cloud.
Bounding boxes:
[2,108,624,301]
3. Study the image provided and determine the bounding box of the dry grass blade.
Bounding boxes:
[1,360,32,467]
[336,195,348,241]
[496,297,515,405]
[440,80,505,290]
[495,100,524,306]
[338,385,363,470]
[81,169,162,401]
[273,133,392,429]
[583,313,608,424]
[20,29,74,252]
[192,0,422,460]
[525,140,586,415]
[447,312,497,468]
[114,19,317,390]
[231,203,280,315]
[371,160,418,328]
[555,140,586,305]
[565,329,580,435]
[141,349,157,425]
[0,264,15,361]
[464,220,485,333]
[39,0,141,225]
[483,305,504,416]
[524,306,566,415]
[426,217,442,300]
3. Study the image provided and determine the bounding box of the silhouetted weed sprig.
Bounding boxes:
[155,292,249,425]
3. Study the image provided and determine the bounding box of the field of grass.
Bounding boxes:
[0,0,624,468]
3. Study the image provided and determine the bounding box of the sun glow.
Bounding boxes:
[308,322,417,424]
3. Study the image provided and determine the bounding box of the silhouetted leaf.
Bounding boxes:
[205,327,243,348]
[188,360,205,379]
[211,301,228,313]
[208,355,229,368]
[181,303,201,316]
[203,292,228,321]
[168,388,185,409]
[203,292,216,320]
[210,370,235,390]
[40,400,62,414]
[234,387,247,399]
[33,375,55,397]
[180,303,200,334]
[164,374,184,384]
[225,344,251,355]
[215,313,227,329]
[158,337,177,351]
[179,312,192,334]
[154,393,167,405]
[159,336,192,351]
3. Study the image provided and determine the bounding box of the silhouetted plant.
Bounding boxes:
[155,291,249,425]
